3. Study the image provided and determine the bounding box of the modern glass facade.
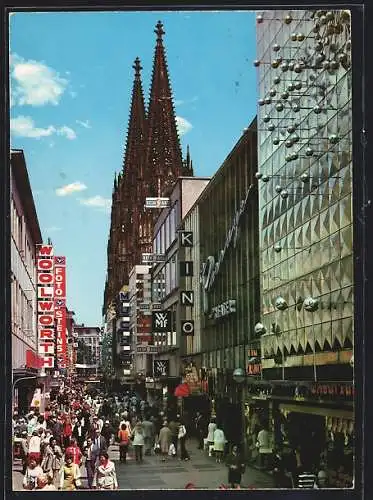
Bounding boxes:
[198,119,259,375]
[255,10,353,377]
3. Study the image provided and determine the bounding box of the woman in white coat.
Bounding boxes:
[131,422,145,463]
[207,418,217,456]
[213,426,226,463]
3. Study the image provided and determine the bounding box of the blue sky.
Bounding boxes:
[9,10,257,326]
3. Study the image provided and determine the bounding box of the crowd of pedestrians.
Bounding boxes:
[12,385,198,491]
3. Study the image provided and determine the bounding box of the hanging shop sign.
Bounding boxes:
[179,231,193,247]
[54,256,67,369]
[310,383,354,400]
[145,197,170,209]
[181,320,194,336]
[153,359,170,377]
[180,261,194,277]
[136,345,159,354]
[180,291,194,306]
[37,245,55,369]
[247,363,262,376]
[200,184,254,297]
[210,299,236,319]
[139,302,163,312]
[26,350,44,369]
[247,346,262,375]
[152,311,171,332]
[142,253,166,263]
[119,290,130,302]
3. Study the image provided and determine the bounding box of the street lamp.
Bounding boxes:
[12,375,37,393]
[232,368,247,459]
[303,296,319,382]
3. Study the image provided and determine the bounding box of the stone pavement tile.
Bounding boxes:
[12,469,24,491]
[106,441,275,490]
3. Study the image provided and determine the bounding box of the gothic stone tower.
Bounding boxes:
[104,21,194,314]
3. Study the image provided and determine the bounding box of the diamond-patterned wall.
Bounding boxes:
[257,10,353,358]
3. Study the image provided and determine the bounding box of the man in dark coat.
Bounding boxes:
[91,429,107,465]
[72,420,86,451]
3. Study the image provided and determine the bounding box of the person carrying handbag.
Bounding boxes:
[178,420,190,461]
[226,445,246,488]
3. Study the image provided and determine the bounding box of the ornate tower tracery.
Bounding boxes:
[104,21,194,312]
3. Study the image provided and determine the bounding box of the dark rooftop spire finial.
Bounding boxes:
[155,20,165,41]
[133,57,143,77]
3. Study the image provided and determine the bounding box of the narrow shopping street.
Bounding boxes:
[9,8,355,495]
[13,437,274,490]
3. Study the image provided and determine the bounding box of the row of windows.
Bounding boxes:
[153,203,179,255]
[11,276,36,346]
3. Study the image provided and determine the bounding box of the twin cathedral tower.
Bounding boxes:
[103,21,194,313]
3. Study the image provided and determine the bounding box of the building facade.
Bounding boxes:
[74,324,101,381]
[197,119,259,443]
[11,149,43,413]
[253,9,353,486]
[129,265,153,376]
[103,21,195,383]
[151,177,210,398]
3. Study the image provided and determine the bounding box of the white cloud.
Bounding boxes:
[10,115,56,139]
[10,53,68,107]
[176,116,193,136]
[79,195,112,213]
[76,119,91,129]
[69,90,77,98]
[175,96,198,107]
[57,125,76,140]
[10,115,77,141]
[56,181,87,197]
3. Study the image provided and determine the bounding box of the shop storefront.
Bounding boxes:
[245,379,354,486]
[275,383,354,488]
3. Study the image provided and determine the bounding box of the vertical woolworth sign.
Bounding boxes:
[54,256,67,368]
[36,245,55,369]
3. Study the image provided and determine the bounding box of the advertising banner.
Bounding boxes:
[54,256,67,368]
[36,245,55,369]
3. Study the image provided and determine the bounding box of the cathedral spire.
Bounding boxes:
[182,144,194,176]
[144,20,185,197]
[122,57,147,180]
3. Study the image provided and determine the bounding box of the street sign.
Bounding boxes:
[142,253,166,263]
[136,345,159,354]
[139,303,151,311]
[145,197,170,209]
[152,303,162,311]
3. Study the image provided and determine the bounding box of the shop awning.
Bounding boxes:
[174,383,191,397]
[279,403,353,419]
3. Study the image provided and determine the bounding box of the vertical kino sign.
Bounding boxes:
[37,245,55,369]
[54,256,67,369]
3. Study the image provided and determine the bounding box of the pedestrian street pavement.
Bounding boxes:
[107,438,275,490]
[12,438,275,491]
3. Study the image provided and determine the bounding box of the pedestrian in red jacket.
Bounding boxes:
[65,438,83,466]
[63,417,73,449]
